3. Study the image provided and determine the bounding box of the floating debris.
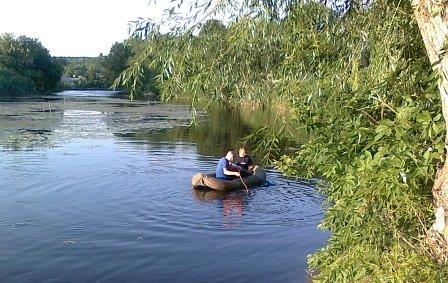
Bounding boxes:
[64,240,76,245]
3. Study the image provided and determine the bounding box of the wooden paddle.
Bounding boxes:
[238,168,249,192]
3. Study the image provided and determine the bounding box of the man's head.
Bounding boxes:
[225,151,234,162]
[238,146,247,157]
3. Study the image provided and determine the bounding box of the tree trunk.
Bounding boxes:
[412,0,448,262]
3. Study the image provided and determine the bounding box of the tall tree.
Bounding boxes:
[102,42,133,86]
[0,34,63,96]
[412,0,448,255]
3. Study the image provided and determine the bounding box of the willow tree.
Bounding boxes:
[116,0,448,280]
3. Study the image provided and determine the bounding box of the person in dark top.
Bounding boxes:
[216,151,241,180]
[234,147,254,177]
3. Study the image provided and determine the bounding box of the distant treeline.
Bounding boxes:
[58,40,159,95]
[0,33,160,98]
[0,34,63,97]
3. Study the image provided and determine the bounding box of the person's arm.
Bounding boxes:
[247,156,254,166]
[229,162,241,170]
[224,167,240,177]
[247,156,255,172]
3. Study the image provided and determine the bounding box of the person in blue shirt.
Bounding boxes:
[216,151,241,180]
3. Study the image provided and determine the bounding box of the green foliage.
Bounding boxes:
[0,66,37,96]
[0,34,63,97]
[60,39,158,95]
[118,0,448,280]
[199,19,227,36]
[244,123,294,164]
[271,3,447,280]
[60,56,107,88]
[102,42,133,86]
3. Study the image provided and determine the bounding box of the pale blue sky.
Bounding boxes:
[0,0,170,57]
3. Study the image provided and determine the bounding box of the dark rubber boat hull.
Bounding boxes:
[192,167,266,191]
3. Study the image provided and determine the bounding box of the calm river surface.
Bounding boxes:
[0,91,328,282]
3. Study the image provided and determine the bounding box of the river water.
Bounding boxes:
[0,91,328,282]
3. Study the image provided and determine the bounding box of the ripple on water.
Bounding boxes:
[0,97,328,282]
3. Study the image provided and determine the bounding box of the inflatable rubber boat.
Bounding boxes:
[192,167,266,191]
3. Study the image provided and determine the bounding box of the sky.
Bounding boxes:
[0,0,171,57]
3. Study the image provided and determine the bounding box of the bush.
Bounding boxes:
[0,34,62,97]
[0,66,37,97]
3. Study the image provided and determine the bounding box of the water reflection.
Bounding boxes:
[193,189,246,228]
[121,104,280,160]
[55,90,123,97]
[58,109,111,139]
